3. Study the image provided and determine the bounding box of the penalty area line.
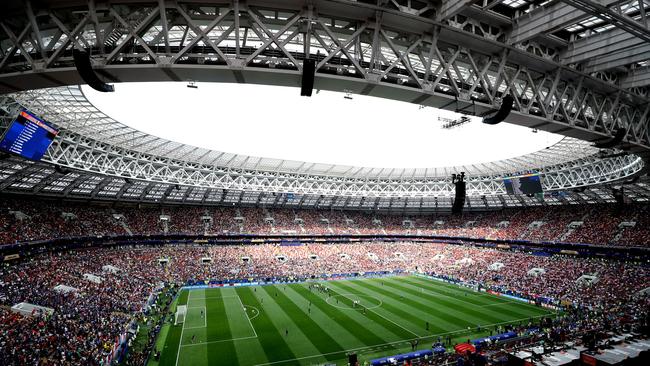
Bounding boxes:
[180,335,258,347]
[235,291,259,338]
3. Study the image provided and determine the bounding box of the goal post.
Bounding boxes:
[175,305,187,325]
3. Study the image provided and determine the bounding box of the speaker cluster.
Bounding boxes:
[73,49,114,93]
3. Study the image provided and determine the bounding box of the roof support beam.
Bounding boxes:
[561,0,650,43]
[562,26,644,64]
[437,0,475,21]
[621,66,650,88]
[582,43,650,72]
[509,0,623,44]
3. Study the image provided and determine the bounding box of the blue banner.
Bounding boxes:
[371,350,434,366]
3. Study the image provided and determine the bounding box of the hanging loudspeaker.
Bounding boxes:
[452,181,466,215]
[300,59,316,96]
[482,94,514,125]
[73,49,115,92]
[594,127,626,149]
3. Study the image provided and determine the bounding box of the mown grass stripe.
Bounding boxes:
[340,279,465,333]
[307,283,414,342]
[257,286,324,363]
[379,277,518,324]
[206,291,239,366]
[381,278,514,323]
[269,286,346,361]
[282,285,365,349]
[348,279,472,332]
[156,277,560,366]
[158,290,188,366]
[289,284,397,349]
[398,276,501,306]
[403,276,549,318]
[326,281,425,338]
[236,287,297,364]
[223,289,269,366]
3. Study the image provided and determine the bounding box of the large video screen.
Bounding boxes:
[0,110,58,161]
[503,174,543,195]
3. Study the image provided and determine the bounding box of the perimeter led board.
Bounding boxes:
[0,110,59,161]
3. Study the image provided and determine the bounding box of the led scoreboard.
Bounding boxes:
[503,173,544,195]
[0,110,58,161]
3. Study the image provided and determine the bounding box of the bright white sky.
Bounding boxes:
[83,82,563,169]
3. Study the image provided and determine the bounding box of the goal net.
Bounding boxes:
[175,305,187,325]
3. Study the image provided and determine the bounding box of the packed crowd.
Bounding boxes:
[0,249,161,365]
[0,241,648,365]
[1,197,650,247]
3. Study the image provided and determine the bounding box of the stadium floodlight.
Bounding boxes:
[439,115,472,129]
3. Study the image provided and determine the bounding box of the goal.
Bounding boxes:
[175,305,187,325]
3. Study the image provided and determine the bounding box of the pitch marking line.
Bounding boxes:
[180,336,258,347]
[326,294,383,310]
[244,305,261,320]
[329,288,421,339]
[407,278,548,313]
[184,306,207,329]
[235,291,259,338]
[252,313,557,366]
[397,277,513,309]
[175,290,191,366]
[397,277,485,296]
[197,295,239,299]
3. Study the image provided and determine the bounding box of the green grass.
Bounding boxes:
[152,276,556,366]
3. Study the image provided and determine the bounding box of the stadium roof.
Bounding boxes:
[1,154,649,209]
[82,82,568,169]
[14,85,599,178]
[0,0,649,204]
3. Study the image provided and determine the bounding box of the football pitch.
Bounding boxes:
[152,276,556,366]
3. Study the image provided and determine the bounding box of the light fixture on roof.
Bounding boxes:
[343,89,353,100]
[439,115,471,129]
[187,81,197,89]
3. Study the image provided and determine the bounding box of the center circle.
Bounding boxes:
[326,294,383,310]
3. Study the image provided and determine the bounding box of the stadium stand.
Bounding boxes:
[2,1,650,364]
[0,242,648,365]
[2,198,650,247]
